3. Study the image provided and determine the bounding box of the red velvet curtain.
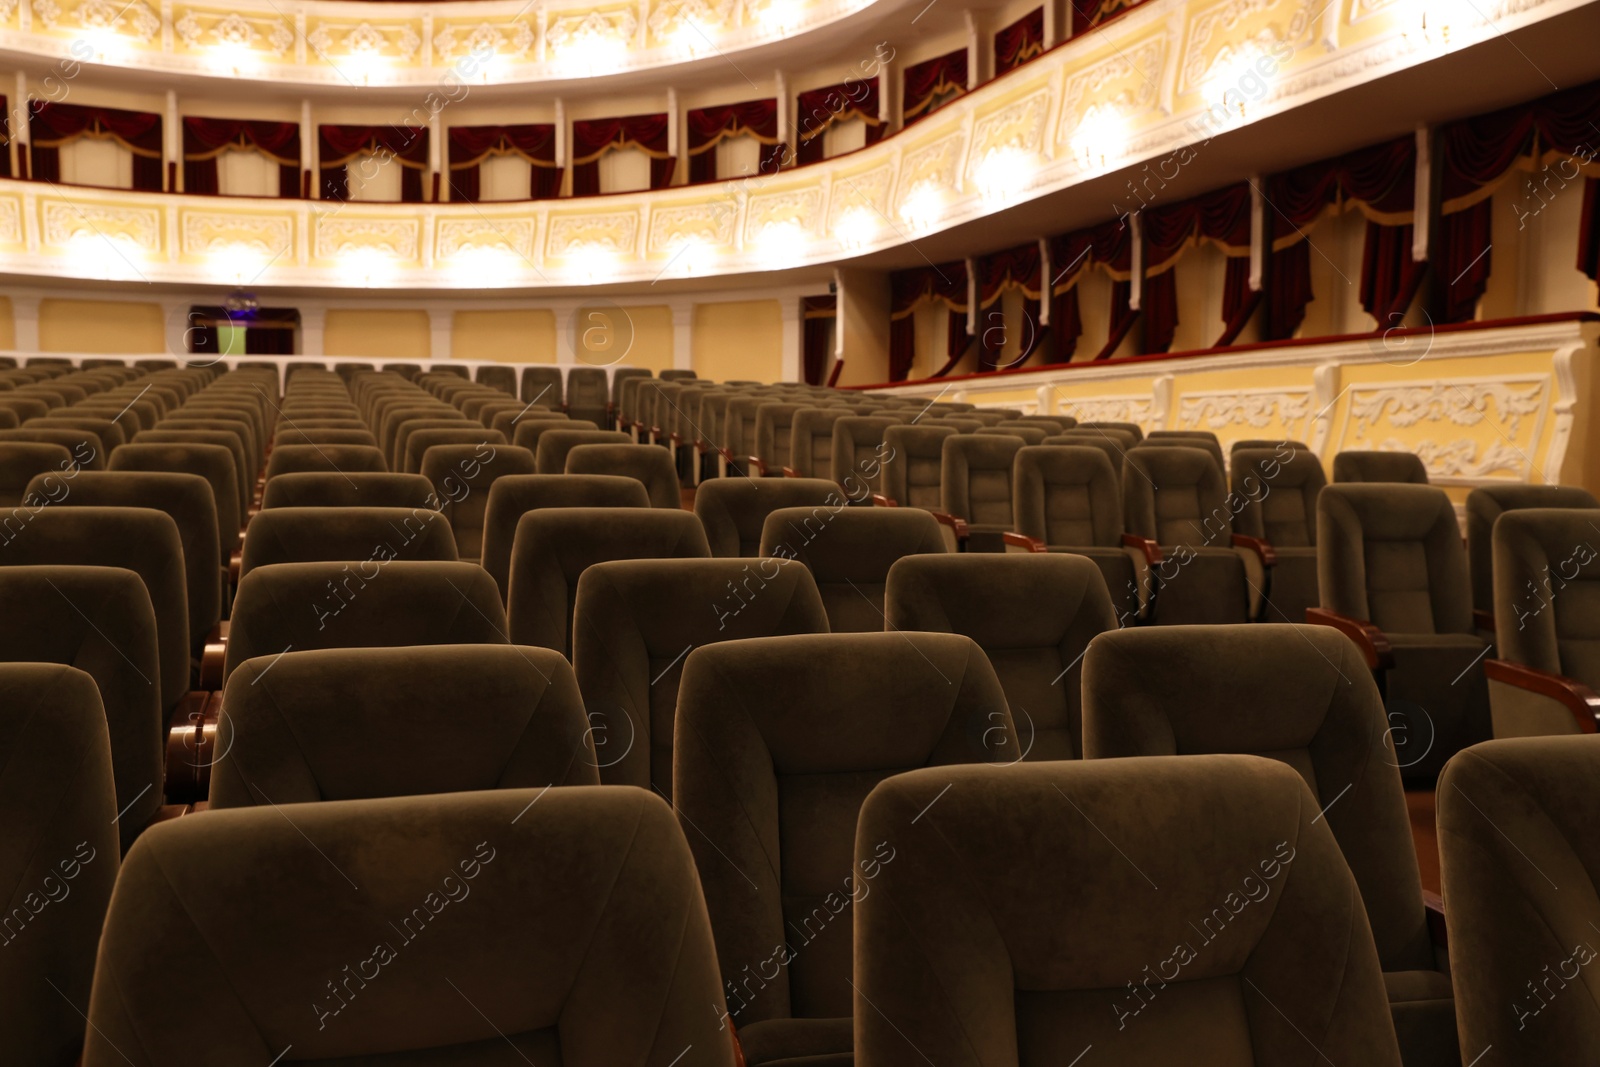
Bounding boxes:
[30,102,164,191]
[802,294,836,385]
[903,50,968,123]
[319,125,428,202]
[0,96,9,179]
[796,79,884,165]
[1140,183,1253,353]
[1437,78,1600,321]
[995,9,1045,74]
[1581,178,1600,291]
[889,260,968,381]
[1264,135,1416,339]
[446,124,559,202]
[1049,220,1135,360]
[1070,0,1141,36]
[183,117,299,198]
[686,100,782,184]
[976,243,1043,372]
[570,114,673,196]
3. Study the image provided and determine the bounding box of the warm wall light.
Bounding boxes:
[756,0,803,34]
[669,19,711,58]
[66,233,144,280]
[340,247,397,284]
[755,221,808,268]
[1403,0,1472,48]
[899,182,948,232]
[1201,44,1266,124]
[339,49,389,86]
[210,243,270,285]
[833,206,880,249]
[79,26,127,62]
[208,40,257,76]
[567,243,619,281]
[974,147,1038,206]
[1069,105,1128,171]
[447,246,522,286]
[557,31,628,74]
[664,235,711,275]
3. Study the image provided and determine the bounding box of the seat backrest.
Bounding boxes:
[403,427,506,475]
[475,364,517,394]
[854,756,1402,1066]
[213,644,595,807]
[507,508,711,656]
[573,557,830,797]
[694,478,843,557]
[225,560,508,679]
[0,567,164,849]
[1231,445,1326,547]
[1074,418,1145,442]
[1333,450,1430,484]
[521,365,566,407]
[831,415,901,493]
[41,471,221,649]
[239,506,457,578]
[29,416,125,456]
[1084,623,1434,973]
[0,442,73,508]
[609,366,650,410]
[0,428,105,470]
[1013,445,1122,547]
[1232,438,1310,452]
[110,442,241,555]
[722,396,766,462]
[1467,485,1599,617]
[752,402,807,470]
[888,553,1115,760]
[786,407,846,478]
[509,415,585,452]
[760,505,945,632]
[85,787,737,1066]
[1123,445,1234,548]
[392,418,471,471]
[0,509,188,714]
[0,662,119,1067]
[981,424,1047,445]
[133,430,247,507]
[675,631,1014,1029]
[881,425,956,509]
[564,443,680,509]
[276,427,379,450]
[942,433,1024,527]
[565,366,610,423]
[1319,484,1471,635]
[1136,435,1226,479]
[481,475,652,597]
[534,429,631,475]
[380,407,459,464]
[1438,736,1600,1064]
[421,443,537,559]
[1493,507,1600,688]
[261,471,435,510]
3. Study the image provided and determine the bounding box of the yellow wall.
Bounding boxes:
[452,309,557,363]
[324,308,431,359]
[0,297,13,350]
[575,304,674,372]
[39,299,164,353]
[692,300,783,382]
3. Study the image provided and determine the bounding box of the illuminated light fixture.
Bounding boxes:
[209,243,271,285]
[79,26,127,62]
[898,182,948,232]
[670,18,712,58]
[1403,0,1470,48]
[567,242,619,281]
[664,235,712,276]
[207,40,257,76]
[339,49,389,87]
[66,233,145,281]
[1201,44,1267,125]
[756,0,803,33]
[341,247,397,285]
[974,146,1039,206]
[833,205,880,250]
[558,30,628,75]
[447,246,523,287]
[1069,105,1128,172]
[755,221,809,269]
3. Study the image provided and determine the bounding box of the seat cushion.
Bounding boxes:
[738,1017,852,1066]
[1387,633,1492,778]
[1384,969,1459,1067]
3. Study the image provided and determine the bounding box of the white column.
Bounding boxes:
[775,72,789,163]
[879,56,897,131]
[160,298,188,357]
[301,100,315,198]
[964,11,985,89]
[430,109,443,201]
[1043,0,1063,47]
[429,308,453,360]
[779,298,800,381]
[299,307,326,356]
[555,99,568,196]
[666,87,679,163]
[10,74,26,179]
[11,295,40,353]
[965,256,978,335]
[1129,212,1143,311]
[165,90,179,191]
[1413,124,1431,262]
[551,300,578,364]
[1248,176,1265,291]
[1038,237,1051,325]
[672,301,693,371]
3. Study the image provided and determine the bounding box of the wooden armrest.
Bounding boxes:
[872,493,898,507]
[1473,608,1496,632]
[930,511,969,540]
[228,550,242,584]
[1120,533,1163,565]
[1003,532,1048,553]
[198,621,229,690]
[148,804,192,825]
[163,691,225,805]
[670,432,685,446]
[781,466,804,478]
[746,455,769,476]
[1423,890,1448,952]
[1306,608,1395,672]
[1231,533,1278,567]
[1484,658,1600,733]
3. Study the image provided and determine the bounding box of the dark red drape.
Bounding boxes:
[903,50,968,123]
[976,243,1043,372]
[319,125,428,202]
[183,117,299,198]
[570,114,673,196]
[1140,183,1253,353]
[1264,135,1416,338]
[802,294,836,385]
[1070,0,1140,36]
[686,100,782,184]
[446,124,559,202]
[30,102,164,191]
[995,9,1045,74]
[1049,219,1135,360]
[0,96,9,179]
[889,260,968,381]
[1580,178,1600,290]
[796,78,884,165]
[1437,78,1600,322]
